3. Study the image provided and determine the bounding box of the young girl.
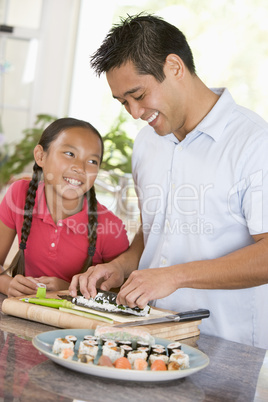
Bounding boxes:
[0,117,129,297]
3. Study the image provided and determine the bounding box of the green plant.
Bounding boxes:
[0,112,134,187]
[0,114,57,186]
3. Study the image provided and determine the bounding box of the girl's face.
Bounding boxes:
[34,127,102,215]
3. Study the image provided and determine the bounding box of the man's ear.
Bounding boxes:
[34,144,46,167]
[164,54,185,80]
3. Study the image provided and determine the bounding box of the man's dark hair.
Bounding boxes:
[90,13,196,82]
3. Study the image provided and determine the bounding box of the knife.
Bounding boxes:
[113,308,210,327]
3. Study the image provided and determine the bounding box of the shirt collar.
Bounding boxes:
[195,87,236,141]
[163,87,236,144]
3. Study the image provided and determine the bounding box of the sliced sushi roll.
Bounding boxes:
[84,335,98,342]
[151,344,165,350]
[136,341,150,349]
[120,344,133,357]
[150,347,166,356]
[65,335,77,345]
[168,361,181,371]
[137,346,150,355]
[117,340,132,348]
[149,353,169,365]
[58,348,74,360]
[78,341,98,358]
[167,341,182,356]
[104,340,117,348]
[127,350,148,367]
[52,337,74,354]
[78,354,95,364]
[102,346,124,363]
[169,351,190,369]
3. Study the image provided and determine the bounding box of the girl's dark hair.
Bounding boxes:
[90,13,196,82]
[2,117,104,278]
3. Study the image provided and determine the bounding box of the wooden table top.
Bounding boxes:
[0,293,267,402]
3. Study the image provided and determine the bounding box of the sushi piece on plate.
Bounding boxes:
[98,355,114,367]
[133,358,148,371]
[52,337,74,354]
[168,361,181,371]
[65,335,77,345]
[58,348,74,360]
[94,326,155,346]
[149,353,169,365]
[167,341,182,356]
[102,346,124,363]
[120,344,133,357]
[78,341,98,358]
[169,351,190,369]
[113,357,132,369]
[151,359,167,371]
[78,354,95,364]
[127,350,148,367]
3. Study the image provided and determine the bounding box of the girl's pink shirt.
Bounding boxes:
[0,180,129,282]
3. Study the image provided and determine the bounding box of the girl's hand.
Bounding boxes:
[69,262,125,299]
[7,275,39,298]
[35,276,70,292]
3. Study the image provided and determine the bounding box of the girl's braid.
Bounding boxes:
[80,186,98,273]
[0,164,42,277]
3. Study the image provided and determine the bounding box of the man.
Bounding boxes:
[69,14,268,348]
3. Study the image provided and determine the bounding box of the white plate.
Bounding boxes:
[32,329,209,382]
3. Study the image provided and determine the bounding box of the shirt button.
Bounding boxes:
[177,145,183,151]
[55,229,57,233]
[58,222,63,227]
[51,243,55,248]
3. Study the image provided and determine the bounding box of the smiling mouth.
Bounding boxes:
[64,177,82,186]
[146,111,159,124]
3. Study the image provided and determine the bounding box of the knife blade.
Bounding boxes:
[113,308,210,327]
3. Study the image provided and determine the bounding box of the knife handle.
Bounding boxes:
[174,308,210,322]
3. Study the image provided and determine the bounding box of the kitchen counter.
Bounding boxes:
[0,292,267,402]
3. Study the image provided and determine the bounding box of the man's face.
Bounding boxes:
[106,61,187,139]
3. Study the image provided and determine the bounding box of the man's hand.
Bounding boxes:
[116,267,178,308]
[69,262,125,299]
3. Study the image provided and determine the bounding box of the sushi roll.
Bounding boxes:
[169,351,190,369]
[78,341,98,358]
[59,348,74,360]
[167,341,182,356]
[127,350,148,367]
[149,353,169,365]
[168,361,181,371]
[52,337,74,354]
[120,344,133,357]
[102,346,124,363]
[78,354,95,364]
[65,335,77,345]
[104,340,117,348]
[117,340,132,348]
[150,347,166,356]
[137,346,150,355]
[84,335,98,342]
[151,344,165,350]
[136,341,150,349]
